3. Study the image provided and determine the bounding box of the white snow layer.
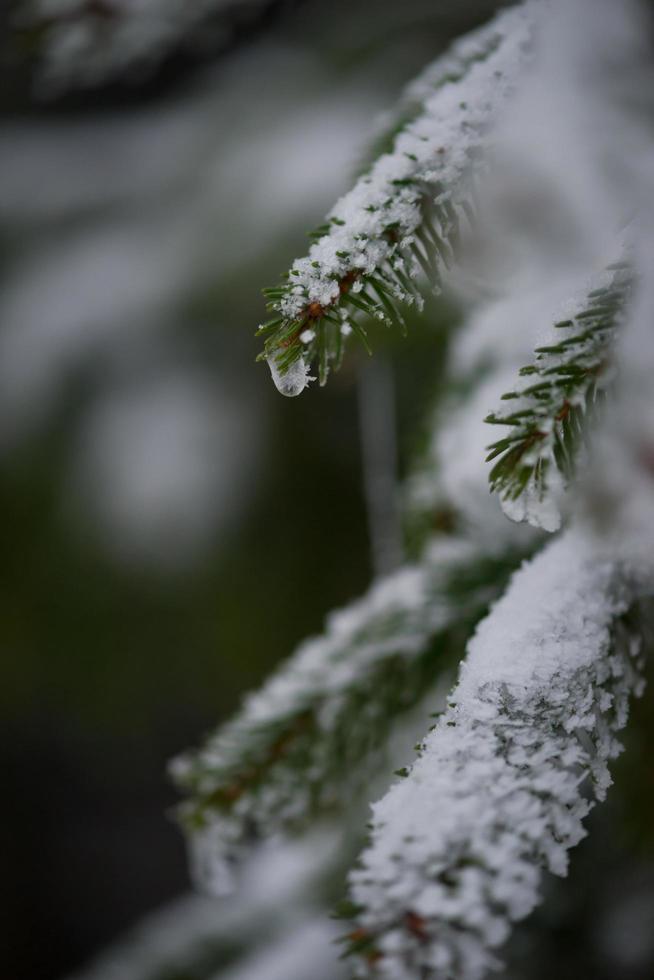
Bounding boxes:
[172,534,516,895]
[349,528,650,980]
[274,2,537,323]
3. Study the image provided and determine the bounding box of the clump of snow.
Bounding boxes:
[500,468,563,533]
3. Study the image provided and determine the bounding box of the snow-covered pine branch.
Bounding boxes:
[171,534,532,895]
[344,528,651,980]
[22,0,289,94]
[339,6,654,969]
[485,259,632,532]
[259,2,538,395]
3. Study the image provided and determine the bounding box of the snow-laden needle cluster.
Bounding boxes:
[486,260,632,531]
[171,536,529,895]
[345,530,649,979]
[258,2,538,394]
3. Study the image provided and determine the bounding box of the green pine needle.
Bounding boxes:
[485,266,632,512]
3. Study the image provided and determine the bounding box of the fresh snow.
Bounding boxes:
[349,528,649,979]
[273,3,537,326]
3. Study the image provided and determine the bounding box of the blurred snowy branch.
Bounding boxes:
[21,0,300,94]
[66,834,346,980]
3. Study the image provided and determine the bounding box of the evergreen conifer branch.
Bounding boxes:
[171,535,532,894]
[259,3,537,395]
[22,0,293,93]
[485,263,632,531]
[343,529,650,980]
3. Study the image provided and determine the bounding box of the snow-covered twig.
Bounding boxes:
[259,2,538,393]
[345,528,650,979]
[171,534,531,895]
[485,258,632,532]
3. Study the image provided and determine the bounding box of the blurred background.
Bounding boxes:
[1,2,653,980]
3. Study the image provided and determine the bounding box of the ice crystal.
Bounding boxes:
[267,352,313,397]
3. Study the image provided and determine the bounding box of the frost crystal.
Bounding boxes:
[347,529,649,979]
